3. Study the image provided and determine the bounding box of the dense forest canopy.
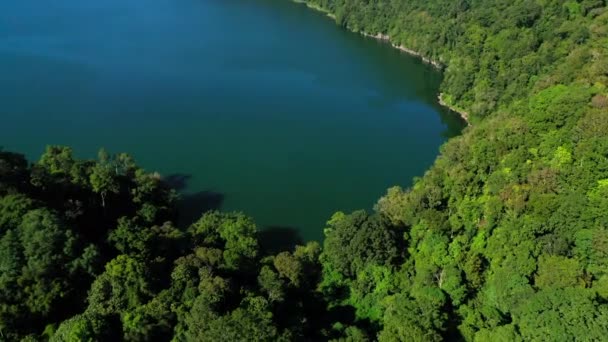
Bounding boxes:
[1,0,608,340]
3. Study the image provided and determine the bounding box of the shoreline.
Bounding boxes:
[360,32,470,124]
[290,0,471,125]
[438,93,470,124]
[291,0,336,19]
[357,33,470,125]
[359,32,443,69]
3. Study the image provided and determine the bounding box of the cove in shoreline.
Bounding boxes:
[289,0,470,125]
[360,32,470,124]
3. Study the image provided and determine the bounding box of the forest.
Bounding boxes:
[2,0,608,340]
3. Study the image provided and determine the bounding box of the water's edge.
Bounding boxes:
[290,0,470,124]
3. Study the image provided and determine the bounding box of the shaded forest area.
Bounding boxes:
[2,0,608,340]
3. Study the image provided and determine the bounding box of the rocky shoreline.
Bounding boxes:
[360,32,443,69]
[438,93,470,124]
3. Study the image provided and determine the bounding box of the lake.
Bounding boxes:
[0,0,464,242]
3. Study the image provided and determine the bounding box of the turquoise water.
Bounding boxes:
[0,0,464,241]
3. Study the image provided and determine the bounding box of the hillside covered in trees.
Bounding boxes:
[2,0,608,340]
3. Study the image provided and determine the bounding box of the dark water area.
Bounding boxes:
[0,0,464,241]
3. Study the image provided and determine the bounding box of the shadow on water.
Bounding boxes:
[163,173,192,191]
[258,226,304,255]
[163,173,224,228]
[177,190,224,228]
[163,174,309,251]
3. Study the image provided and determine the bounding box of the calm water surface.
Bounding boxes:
[0,0,464,241]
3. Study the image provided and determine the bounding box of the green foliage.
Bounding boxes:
[50,313,114,342]
[513,288,608,340]
[87,255,152,316]
[322,210,401,279]
[378,291,446,342]
[0,193,33,234]
[89,149,120,208]
[38,146,76,176]
[189,211,259,270]
[535,255,583,289]
[330,325,370,342]
[274,251,304,287]
[348,265,394,322]
[120,292,174,341]
[183,296,281,341]
[108,218,184,266]
[258,266,286,302]
[0,151,174,336]
[527,84,591,130]
[0,209,97,337]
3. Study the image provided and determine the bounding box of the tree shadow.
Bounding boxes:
[327,305,357,325]
[163,173,192,191]
[163,173,224,228]
[176,190,224,228]
[258,226,304,255]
